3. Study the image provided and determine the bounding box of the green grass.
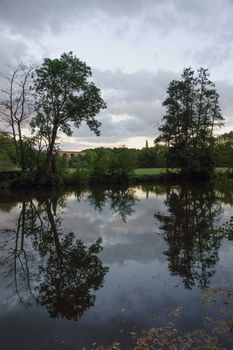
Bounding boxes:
[214,167,229,174]
[133,168,178,177]
[135,167,230,176]
[66,167,230,180]
[66,168,77,174]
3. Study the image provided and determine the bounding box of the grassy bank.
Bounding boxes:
[0,167,231,188]
[62,167,180,185]
[134,167,229,176]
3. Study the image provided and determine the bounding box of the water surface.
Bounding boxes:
[0,183,232,349]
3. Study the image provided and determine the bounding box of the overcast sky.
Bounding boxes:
[1,0,233,150]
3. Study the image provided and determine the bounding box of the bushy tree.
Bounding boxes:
[89,147,136,183]
[0,132,17,170]
[31,52,106,180]
[214,131,233,168]
[158,67,224,178]
[138,147,157,168]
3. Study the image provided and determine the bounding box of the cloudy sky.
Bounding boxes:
[1,0,233,150]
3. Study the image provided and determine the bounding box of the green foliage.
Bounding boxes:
[0,132,17,170]
[65,147,134,183]
[167,144,215,179]
[158,67,224,178]
[153,143,167,167]
[88,147,136,184]
[107,147,136,178]
[72,145,168,175]
[31,52,106,179]
[20,136,44,172]
[138,147,157,167]
[54,155,67,175]
[214,131,233,168]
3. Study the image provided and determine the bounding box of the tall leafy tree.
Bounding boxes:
[31,52,106,180]
[157,67,223,177]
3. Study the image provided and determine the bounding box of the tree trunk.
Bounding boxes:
[44,124,58,179]
[17,122,26,172]
[46,199,63,258]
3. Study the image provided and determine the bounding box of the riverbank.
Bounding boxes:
[0,167,231,188]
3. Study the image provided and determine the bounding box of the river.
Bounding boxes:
[0,183,232,349]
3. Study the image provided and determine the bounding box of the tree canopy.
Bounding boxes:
[31,52,106,179]
[157,67,224,178]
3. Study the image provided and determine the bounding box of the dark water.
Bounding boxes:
[0,183,233,349]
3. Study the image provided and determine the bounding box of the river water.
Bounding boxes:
[0,183,232,349]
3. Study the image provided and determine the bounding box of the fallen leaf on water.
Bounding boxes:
[169,307,183,317]
[130,332,137,337]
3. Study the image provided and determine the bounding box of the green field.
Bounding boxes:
[134,167,229,177]
[2,167,229,176]
[66,167,229,177]
[133,168,178,176]
[66,168,77,174]
[215,167,229,174]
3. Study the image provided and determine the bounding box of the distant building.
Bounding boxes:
[57,150,81,160]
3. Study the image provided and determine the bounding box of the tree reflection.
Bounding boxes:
[0,201,36,306]
[87,185,138,222]
[155,184,223,289]
[35,197,108,320]
[0,193,108,320]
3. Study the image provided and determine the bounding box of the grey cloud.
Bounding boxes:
[1,0,233,41]
[93,68,176,121]
[61,192,168,265]
[216,80,233,122]
[0,34,29,70]
[0,0,233,85]
[194,44,233,68]
[144,0,233,38]
[63,67,233,148]
[93,68,177,102]
[109,101,163,123]
[70,109,158,143]
[72,114,127,138]
[0,0,86,35]
[100,230,167,264]
[60,68,176,145]
[0,0,146,36]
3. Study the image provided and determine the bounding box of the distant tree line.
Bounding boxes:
[1,129,233,177]
[67,144,167,169]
